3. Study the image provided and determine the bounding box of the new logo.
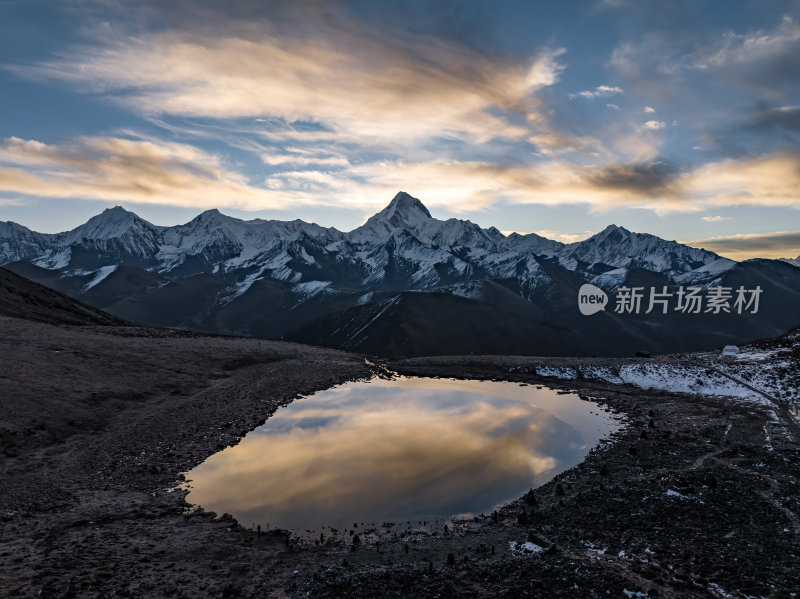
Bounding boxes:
[578,284,608,316]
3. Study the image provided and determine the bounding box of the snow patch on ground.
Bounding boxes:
[717,355,798,403]
[509,541,544,555]
[580,366,624,384]
[585,543,608,557]
[736,349,780,361]
[707,582,735,598]
[613,363,770,405]
[665,489,688,500]
[535,366,577,380]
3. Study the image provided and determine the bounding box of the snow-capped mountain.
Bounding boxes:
[0,191,731,293]
[2,191,797,357]
[350,192,505,249]
[779,255,800,268]
[560,224,731,277]
[0,221,51,264]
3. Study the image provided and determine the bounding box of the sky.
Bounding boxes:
[0,0,799,260]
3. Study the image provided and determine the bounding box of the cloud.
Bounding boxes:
[532,229,595,243]
[345,152,800,216]
[260,153,350,168]
[0,135,289,210]
[606,15,800,161]
[641,120,667,130]
[568,85,624,99]
[2,133,798,220]
[606,103,620,110]
[696,15,800,90]
[684,151,800,209]
[271,159,692,215]
[644,106,655,113]
[611,15,800,94]
[744,104,800,133]
[8,11,568,149]
[701,215,730,222]
[686,229,800,260]
[586,160,681,196]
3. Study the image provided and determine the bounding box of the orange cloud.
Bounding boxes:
[0,136,286,210]
[15,23,567,147]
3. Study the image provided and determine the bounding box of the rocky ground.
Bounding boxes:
[1,313,799,597]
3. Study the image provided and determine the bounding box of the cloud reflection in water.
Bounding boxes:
[184,378,617,530]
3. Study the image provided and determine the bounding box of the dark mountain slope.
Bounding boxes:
[0,267,127,326]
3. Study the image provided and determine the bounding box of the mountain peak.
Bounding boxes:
[600,224,630,235]
[79,206,137,235]
[348,192,433,242]
[103,205,129,214]
[376,191,432,226]
[66,205,159,244]
[188,208,234,228]
[589,224,632,245]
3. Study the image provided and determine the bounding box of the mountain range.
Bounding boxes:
[2,192,799,357]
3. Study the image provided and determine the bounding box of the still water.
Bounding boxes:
[183,377,619,532]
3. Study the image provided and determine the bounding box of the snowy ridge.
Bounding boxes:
[0,221,52,264]
[560,225,725,278]
[0,192,754,304]
[61,207,164,259]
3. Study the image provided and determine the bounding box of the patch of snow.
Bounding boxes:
[356,292,373,306]
[580,366,623,384]
[220,268,266,305]
[736,349,780,361]
[665,489,688,500]
[223,245,264,269]
[509,541,544,555]
[590,267,628,290]
[443,281,483,300]
[586,544,607,557]
[82,265,117,292]
[614,363,770,405]
[536,366,577,380]
[708,582,734,598]
[297,246,317,265]
[293,280,331,297]
[674,258,736,286]
[62,269,93,277]
[33,248,71,270]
